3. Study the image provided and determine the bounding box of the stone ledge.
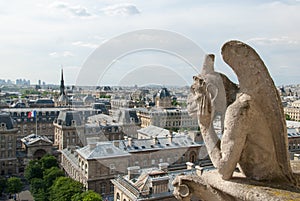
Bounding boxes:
[202,170,300,201]
[174,170,300,201]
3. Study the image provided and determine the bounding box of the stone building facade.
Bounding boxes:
[0,113,18,175]
[137,108,198,131]
[21,134,53,161]
[59,134,205,199]
[53,110,84,150]
[111,163,196,201]
[154,87,172,108]
[2,108,60,148]
[285,107,300,121]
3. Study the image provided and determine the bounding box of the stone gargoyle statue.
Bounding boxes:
[173,40,300,201]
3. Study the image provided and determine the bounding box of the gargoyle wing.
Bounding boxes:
[221,40,294,183]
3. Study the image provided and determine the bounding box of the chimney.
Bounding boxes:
[152,136,158,145]
[158,163,169,172]
[89,143,97,151]
[195,165,204,176]
[168,131,173,143]
[127,166,140,180]
[128,137,133,147]
[186,162,194,170]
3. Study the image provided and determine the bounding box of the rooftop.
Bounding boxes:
[21,134,52,146]
[76,142,130,159]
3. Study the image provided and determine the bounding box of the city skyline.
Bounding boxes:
[1,0,300,86]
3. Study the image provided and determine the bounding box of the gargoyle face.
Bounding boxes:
[187,75,207,118]
[191,75,207,98]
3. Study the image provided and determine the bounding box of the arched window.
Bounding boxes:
[116,193,120,201]
[189,151,197,163]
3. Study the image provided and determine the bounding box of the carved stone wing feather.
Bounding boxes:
[221,40,294,183]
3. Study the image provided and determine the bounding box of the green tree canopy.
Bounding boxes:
[30,178,45,194]
[24,160,43,181]
[82,190,102,201]
[0,176,7,194]
[286,114,292,120]
[40,155,58,170]
[71,190,102,201]
[6,177,23,194]
[43,167,64,188]
[49,177,83,201]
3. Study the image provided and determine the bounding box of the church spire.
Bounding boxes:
[60,68,66,96]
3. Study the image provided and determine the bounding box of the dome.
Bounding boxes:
[83,94,95,104]
[154,88,171,99]
[0,113,15,130]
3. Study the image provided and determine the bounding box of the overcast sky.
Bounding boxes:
[0,0,299,86]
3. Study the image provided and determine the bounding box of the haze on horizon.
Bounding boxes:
[0,0,299,86]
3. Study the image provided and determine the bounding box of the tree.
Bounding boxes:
[82,191,102,201]
[0,176,7,195]
[49,177,83,201]
[6,177,23,200]
[24,160,43,181]
[30,178,47,201]
[33,188,48,201]
[286,114,292,120]
[40,155,58,170]
[43,167,64,188]
[72,190,102,201]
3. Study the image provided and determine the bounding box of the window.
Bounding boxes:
[101,183,106,194]
[110,183,114,193]
[110,164,115,174]
[116,193,120,201]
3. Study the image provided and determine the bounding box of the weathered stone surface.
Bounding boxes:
[174,170,300,201]
[174,40,300,200]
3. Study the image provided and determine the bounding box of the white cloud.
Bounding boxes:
[101,3,140,17]
[50,1,68,9]
[247,37,299,45]
[50,1,92,17]
[49,51,74,58]
[72,41,98,49]
[63,51,74,57]
[68,6,91,17]
[49,52,58,58]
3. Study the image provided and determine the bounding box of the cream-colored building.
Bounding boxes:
[59,133,205,199]
[137,108,198,131]
[111,163,197,201]
[21,134,53,161]
[60,142,130,198]
[284,107,300,121]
